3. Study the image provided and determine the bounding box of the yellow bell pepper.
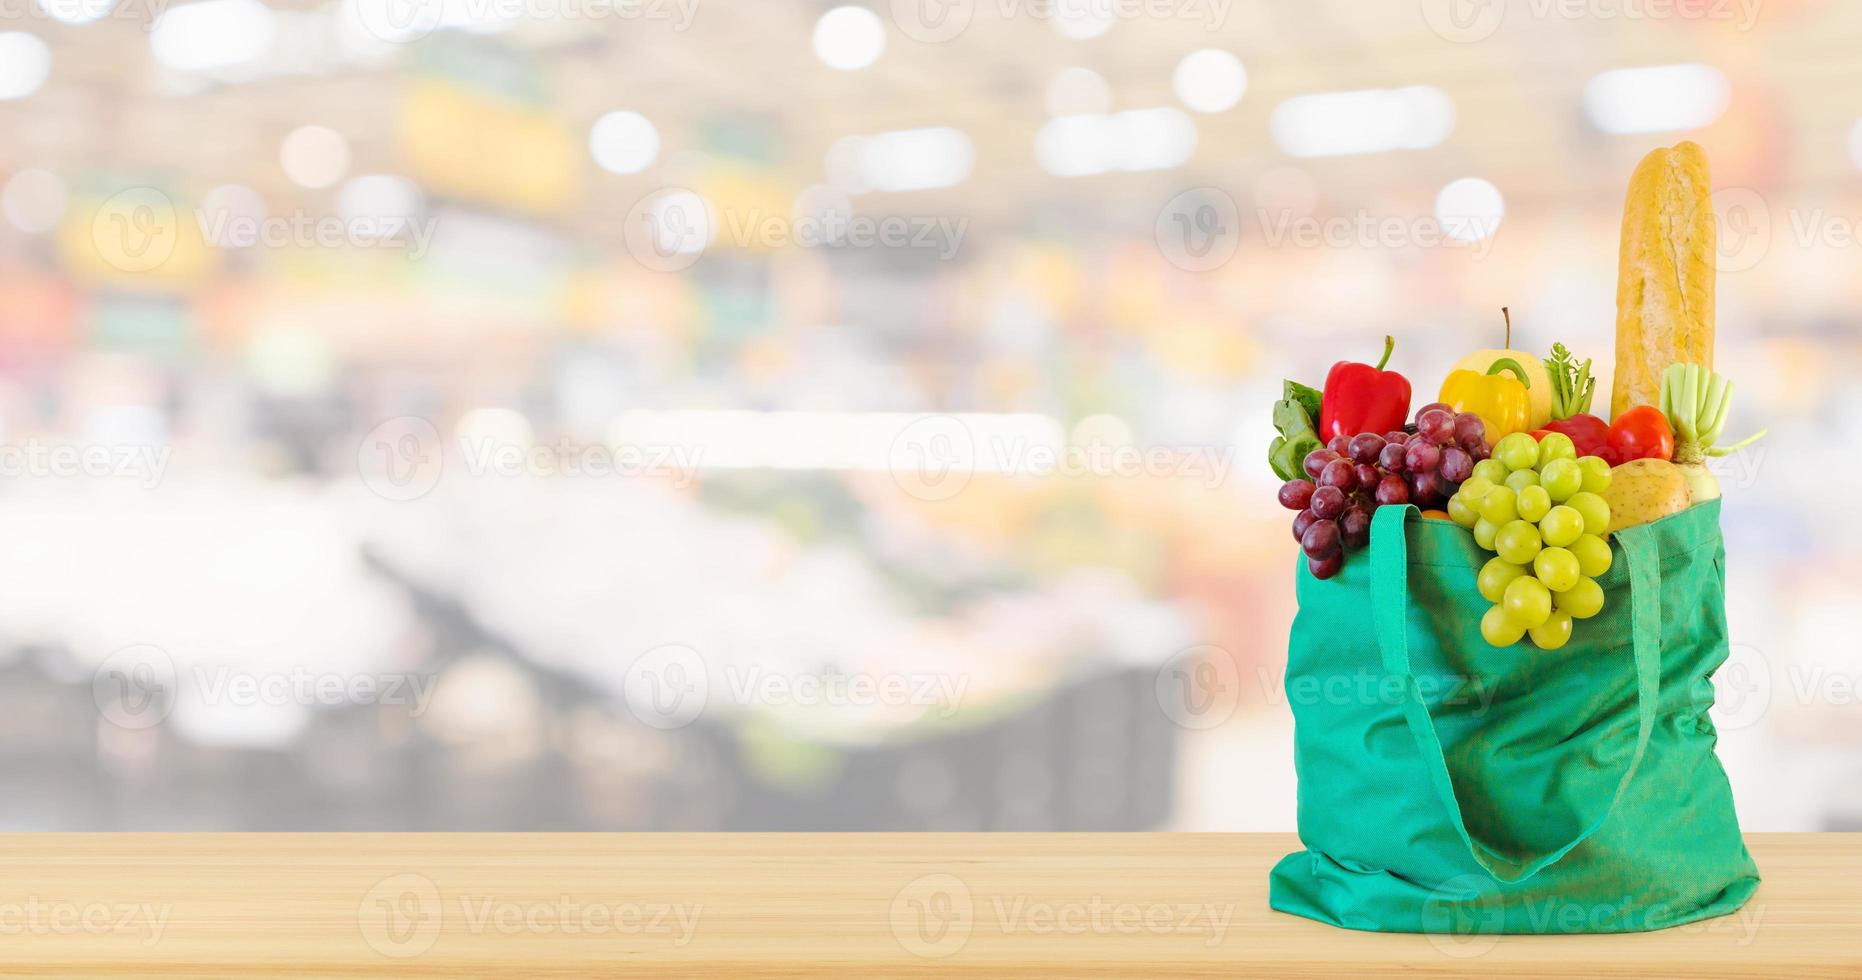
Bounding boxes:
[1446,347,1552,428]
[1439,358,1534,441]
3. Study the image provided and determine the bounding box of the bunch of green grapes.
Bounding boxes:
[1446,432,1614,650]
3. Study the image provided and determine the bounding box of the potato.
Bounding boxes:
[1603,458,1692,532]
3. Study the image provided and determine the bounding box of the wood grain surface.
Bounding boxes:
[0,833,1853,977]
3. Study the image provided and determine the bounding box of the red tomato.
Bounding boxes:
[1608,406,1675,462]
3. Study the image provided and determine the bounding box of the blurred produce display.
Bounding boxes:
[0,1,1858,830]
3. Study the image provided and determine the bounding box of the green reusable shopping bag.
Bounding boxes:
[1269,499,1759,933]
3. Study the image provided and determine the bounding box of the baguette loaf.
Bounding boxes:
[1612,141,1716,419]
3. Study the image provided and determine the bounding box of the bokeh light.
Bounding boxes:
[2,169,66,233]
[279,124,351,189]
[1271,86,1454,157]
[1434,177,1506,243]
[589,111,661,175]
[1583,64,1731,135]
[813,6,886,71]
[1173,49,1247,113]
[150,0,277,73]
[0,33,52,100]
[35,0,117,26]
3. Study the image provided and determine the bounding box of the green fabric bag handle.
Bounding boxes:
[1369,504,1663,883]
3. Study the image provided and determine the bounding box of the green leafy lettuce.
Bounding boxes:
[1268,380,1324,482]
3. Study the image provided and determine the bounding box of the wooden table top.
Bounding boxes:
[0,833,1853,977]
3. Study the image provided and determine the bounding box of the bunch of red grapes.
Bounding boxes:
[1278,404,1490,579]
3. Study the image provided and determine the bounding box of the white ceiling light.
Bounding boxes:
[150,0,277,72]
[1435,177,1505,243]
[1045,67,1109,117]
[0,33,52,101]
[35,0,117,26]
[589,111,660,175]
[1583,64,1730,135]
[1173,49,1247,113]
[1035,108,1197,176]
[1270,86,1455,158]
[855,127,974,192]
[280,125,351,189]
[2,169,66,233]
[813,6,886,71]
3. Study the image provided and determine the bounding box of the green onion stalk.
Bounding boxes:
[1659,362,1767,502]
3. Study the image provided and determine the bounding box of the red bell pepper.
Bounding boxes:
[1318,336,1412,442]
[1538,413,1613,464]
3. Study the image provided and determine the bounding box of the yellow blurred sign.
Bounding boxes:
[695,163,791,252]
[57,185,217,291]
[400,80,578,215]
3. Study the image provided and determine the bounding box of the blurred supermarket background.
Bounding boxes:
[0,0,1857,830]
